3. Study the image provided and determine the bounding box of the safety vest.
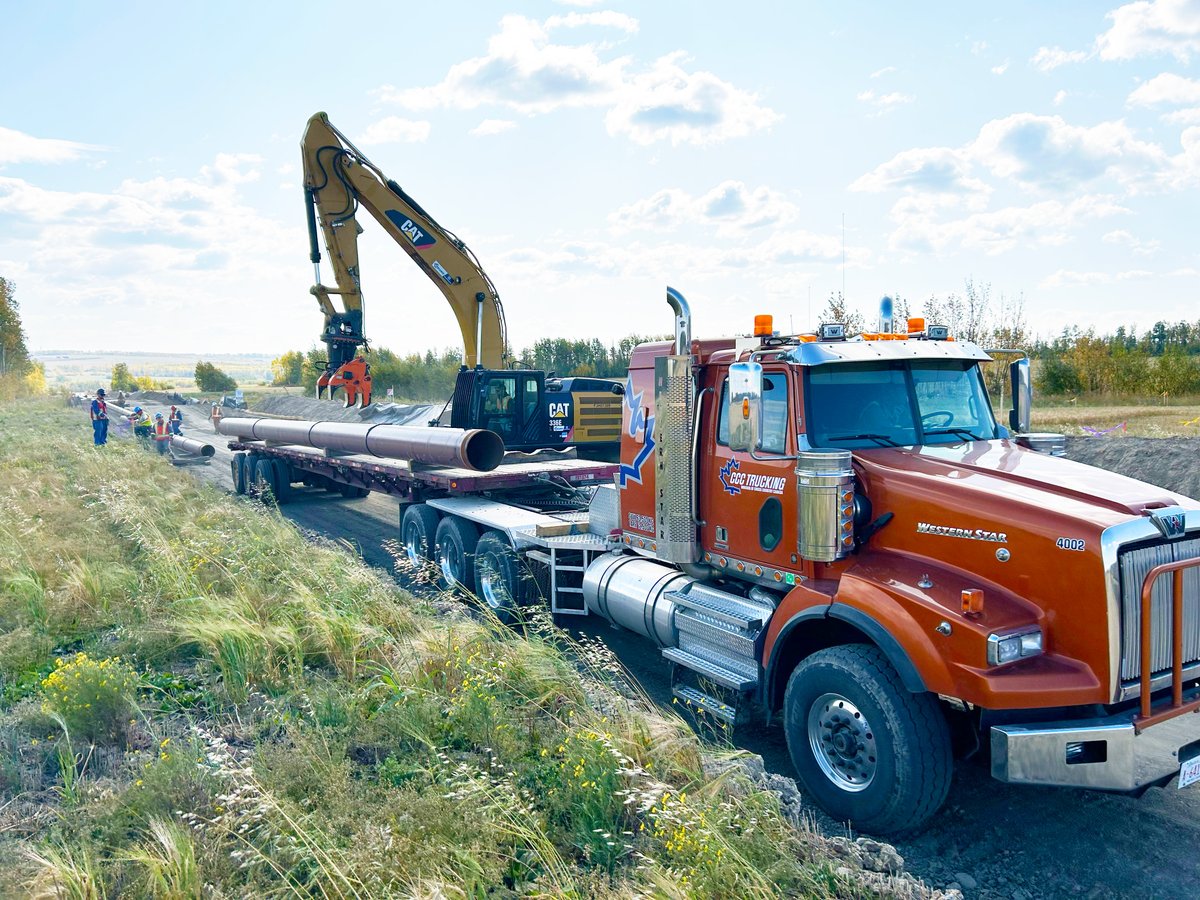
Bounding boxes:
[153,420,170,439]
[91,399,107,420]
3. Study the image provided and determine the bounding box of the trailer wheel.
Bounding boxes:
[231,453,248,495]
[401,504,440,567]
[435,516,479,592]
[269,459,292,504]
[249,457,281,505]
[338,482,369,499]
[783,644,951,836]
[473,530,531,624]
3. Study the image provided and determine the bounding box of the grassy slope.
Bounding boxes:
[0,400,864,899]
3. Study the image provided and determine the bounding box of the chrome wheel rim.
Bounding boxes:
[479,562,508,611]
[403,524,422,565]
[808,692,878,792]
[439,544,461,588]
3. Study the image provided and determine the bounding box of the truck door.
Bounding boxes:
[700,367,800,583]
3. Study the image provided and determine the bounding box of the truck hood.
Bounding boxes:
[858,439,1196,526]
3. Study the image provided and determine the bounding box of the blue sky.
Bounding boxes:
[2,1,1198,355]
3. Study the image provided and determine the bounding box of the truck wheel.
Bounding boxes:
[401,504,440,567]
[435,517,479,592]
[250,457,279,505]
[269,460,292,504]
[231,453,248,495]
[783,644,951,836]
[473,530,531,624]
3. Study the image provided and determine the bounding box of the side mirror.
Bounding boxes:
[727,361,763,452]
[1009,357,1031,433]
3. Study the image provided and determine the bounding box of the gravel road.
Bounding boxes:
[167,414,1200,900]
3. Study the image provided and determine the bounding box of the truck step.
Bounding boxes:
[667,583,769,630]
[672,685,738,725]
[676,609,758,659]
[662,648,757,691]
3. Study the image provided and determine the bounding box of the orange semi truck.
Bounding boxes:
[229,287,1200,834]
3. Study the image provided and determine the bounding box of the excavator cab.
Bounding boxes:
[449,369,622,459]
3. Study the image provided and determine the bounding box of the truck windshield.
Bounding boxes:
[804,360,998,449]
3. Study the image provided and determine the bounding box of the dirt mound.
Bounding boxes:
[125,389,193,406]
[252,393,441,426]
[1067,435,1200,499]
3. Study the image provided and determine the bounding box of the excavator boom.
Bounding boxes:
[302,112,508,404]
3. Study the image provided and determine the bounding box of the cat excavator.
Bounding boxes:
[301,111,622,458]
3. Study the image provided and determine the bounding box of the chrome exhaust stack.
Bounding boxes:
[654,288,699,565]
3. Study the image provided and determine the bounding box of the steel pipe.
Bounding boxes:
[170,435,216,458]
[216,417,504,471]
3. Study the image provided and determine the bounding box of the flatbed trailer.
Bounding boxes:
[226,440,621,617]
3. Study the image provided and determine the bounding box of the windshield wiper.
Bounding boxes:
[923,427,982,441]
[826,433,901,447]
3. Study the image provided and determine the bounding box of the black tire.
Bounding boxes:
[783,644,952,836]
[249,457,279,505]
[472,530,533,624]
[337,481,368,499]
[231,453,248,495]
[434,516,479,592]
[400,504,440,567]
[269,459,292,504]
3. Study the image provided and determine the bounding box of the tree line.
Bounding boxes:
[269,334,663,402]
[823,281,1200,399]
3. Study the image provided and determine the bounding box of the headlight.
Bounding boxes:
[987,628,1043,666]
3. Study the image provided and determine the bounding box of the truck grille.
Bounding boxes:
[1118,536,1200,684]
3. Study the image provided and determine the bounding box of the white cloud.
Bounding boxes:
[856,89,915,113]
[0,157,299,352]
[470,119,517,137]
[972,41,989,55]
[870,66,897,78]
[0,126,104,166]
[1030,46,1091,71]
[850,146,989,196]
[1165,107,1200,123]
[200,153,263,185]
[357,116,432,145]
[1102,228,1162,254]
[608,180,797,235]
[1128,72,1200,105]
[605,52,782,146]
[887,195,1129,255]
[971,114,1168,190]
[991,60,1010,75]
[1097,0,1200,61]
[373,14,779,146]
[1054,89,1069,106]
[1039,268,1154,289]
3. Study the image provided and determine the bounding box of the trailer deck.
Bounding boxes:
[227,440,618,500]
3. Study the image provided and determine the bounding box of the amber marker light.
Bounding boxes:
[754,314,773,336]
[961,589,985,616]
[907,317,925,333]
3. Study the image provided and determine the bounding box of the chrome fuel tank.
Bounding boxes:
[582,554,694,647]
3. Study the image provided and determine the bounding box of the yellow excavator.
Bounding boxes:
[301,111,622,458]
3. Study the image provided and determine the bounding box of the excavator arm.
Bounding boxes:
[301,111,508,405]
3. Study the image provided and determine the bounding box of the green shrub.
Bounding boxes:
[41,652,139,744]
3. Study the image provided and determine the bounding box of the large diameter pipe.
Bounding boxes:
[216,417,504,472]
[170,435,215,458]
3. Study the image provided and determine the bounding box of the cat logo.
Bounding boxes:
[384,210,436,248]
[549,402,570,419]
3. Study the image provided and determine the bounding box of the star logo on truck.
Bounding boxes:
[618,374,654,488]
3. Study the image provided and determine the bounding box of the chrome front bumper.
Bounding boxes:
[991,694,1200,791]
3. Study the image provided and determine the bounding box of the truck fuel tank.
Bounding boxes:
[582,553,695,647]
